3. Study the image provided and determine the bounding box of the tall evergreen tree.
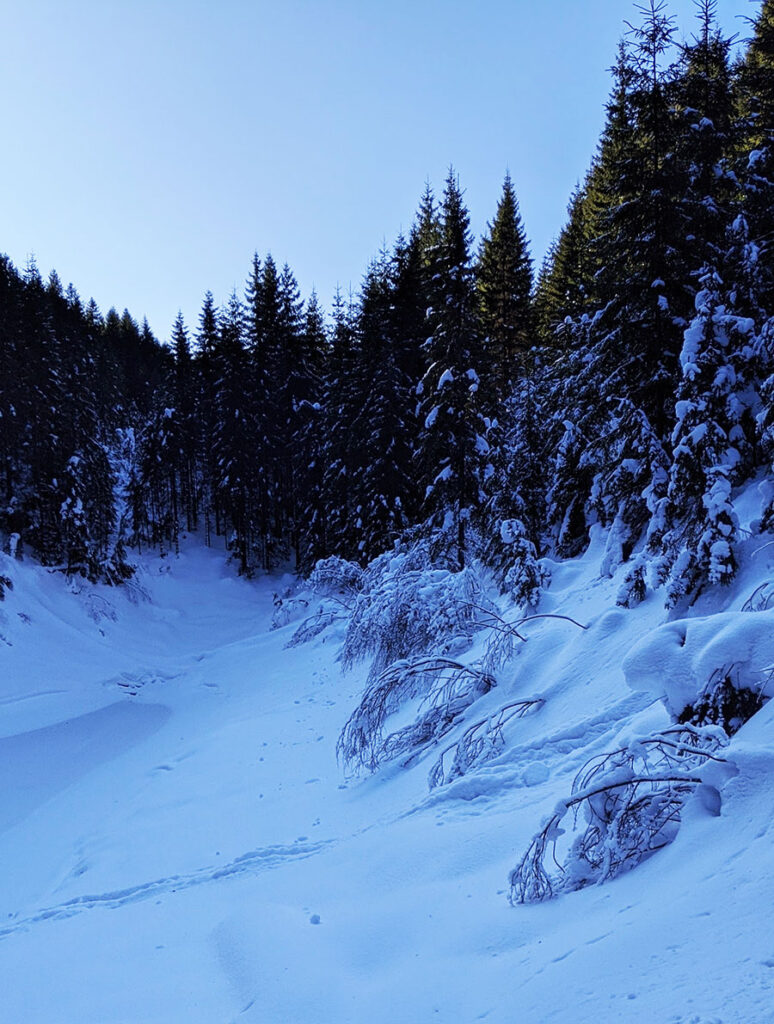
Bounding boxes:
[656,270,750,604]
[736,0,774,312]
[533,177,598,345]
[413,181,443,278]
[673,0,737,283]
[243,253,275,568]
[195,291,220,544]
[416,169,490,568]
[294,290,329,571]
[171,311,198,532]
[318,287,361,561]
[476,172,533,405]
[390,230,430,395]
[483,352,548,590]
[544,8,683,566]
[346,255,416,562]
[275,262,305,561]
[213,292,253,574]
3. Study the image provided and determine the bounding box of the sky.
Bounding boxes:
[1,0,756,342]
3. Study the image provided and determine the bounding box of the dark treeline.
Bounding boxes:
[1,0,773,610]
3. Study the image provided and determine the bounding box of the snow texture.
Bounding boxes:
[1,505,774,1023]
[623,609,774,718]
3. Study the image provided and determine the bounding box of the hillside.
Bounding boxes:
[1,481,773,1023]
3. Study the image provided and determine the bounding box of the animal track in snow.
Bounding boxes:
[0,838,334,939]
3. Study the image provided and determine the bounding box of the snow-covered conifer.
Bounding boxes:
[415,169,489,569]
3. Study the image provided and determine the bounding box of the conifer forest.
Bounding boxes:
[1,0,772,611]
[4,4,774,1021]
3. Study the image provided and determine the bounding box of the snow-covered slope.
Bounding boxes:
[1,517,773,1024]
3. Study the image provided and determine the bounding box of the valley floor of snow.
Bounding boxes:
[2,509,774,1023]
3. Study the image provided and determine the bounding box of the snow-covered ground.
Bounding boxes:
[2,506,774,1023]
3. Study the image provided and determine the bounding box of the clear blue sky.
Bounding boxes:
[1,0,755,341]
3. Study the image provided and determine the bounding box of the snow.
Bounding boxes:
[624,608,774,719]
[474,433,490,456]
[1,509,774,1023]
[424,405,439,429]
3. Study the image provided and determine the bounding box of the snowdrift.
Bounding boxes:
[1,514,773,1023]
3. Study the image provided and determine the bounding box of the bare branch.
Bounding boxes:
[509,726,728,904]
[429,698,545,788]
[337,656,496,774]
[286,605,344,648]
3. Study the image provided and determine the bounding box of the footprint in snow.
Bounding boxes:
[0,839,335,939]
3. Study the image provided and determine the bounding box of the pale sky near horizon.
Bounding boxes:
[1,0,756,342]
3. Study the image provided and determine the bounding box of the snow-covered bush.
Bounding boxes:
[341,542,484,677]
[623,610,774,723]
[510,726,728,904]
[77,588,119,627]
[285,555,365,647]
[270,589,309,630]
[428,697,544,788]
[337,656,496,774]
[286,606,343,648]
[616,553,648,608]
[123,572,151,606]
[338,606,583,777]
[336,542,580,778]
[477,606,588,676]
[499,518,550,609]
[677,665,767,736]
[309,556,364,599]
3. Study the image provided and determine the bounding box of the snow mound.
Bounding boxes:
[623,609,774,718]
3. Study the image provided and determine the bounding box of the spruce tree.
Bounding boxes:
[658,271,750,604]
[347,254,416,562]
[533,178,597,346]
[0,256,24,543]
[736,0,774,312]
[673,1,737,284]
[416,169,489,569]
[244,253,274,568]
[390,230,430,396]
[171,312,197,532]
[544,9,683,566]
[476,172,533,405]
[276,262,305,561]
[195,291,220,544]
[413,181,443,280]
[213,291,253,574]
[318,288,361,561]
[257,254,285,558]
[483,354,549,593]
[294,290,329,571]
